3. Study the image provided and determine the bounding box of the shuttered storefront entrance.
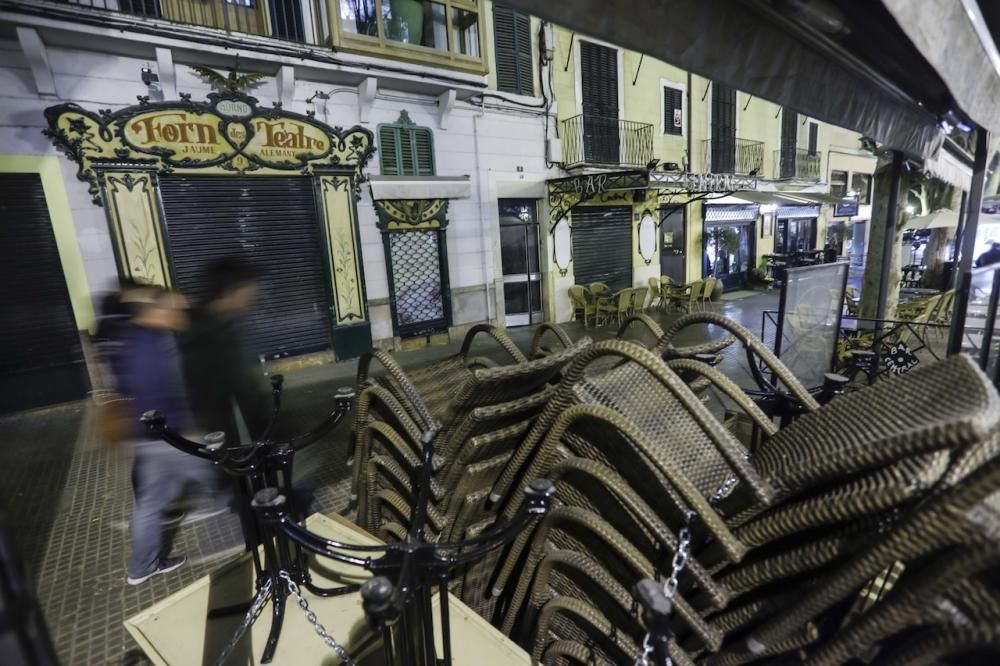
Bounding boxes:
[0,173,89,412]
[571,206,632,292]
[159,175,332,360]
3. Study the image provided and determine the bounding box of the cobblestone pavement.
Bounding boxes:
[0,293,776,664]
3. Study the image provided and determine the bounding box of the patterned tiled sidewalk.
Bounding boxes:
[0,292,777,664]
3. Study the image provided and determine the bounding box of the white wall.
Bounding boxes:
[0,35,556,344]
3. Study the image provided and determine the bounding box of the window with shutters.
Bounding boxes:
[807,122,819,155]
[493,3,533,96]
[662,83,684,136]
[378,111,435,176]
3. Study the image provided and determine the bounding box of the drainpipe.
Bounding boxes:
[473,109,495,324]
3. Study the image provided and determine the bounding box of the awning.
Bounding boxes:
[502,0,954,158]
[907,209,960,230]
[776,205,822,219]
[882,0,1000,138]
[705,204,760,223]
[368,176,471,201]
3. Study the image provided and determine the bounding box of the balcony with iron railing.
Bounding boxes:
[561,114,654,169]
[51,0,312,42]
[773,148,822,181]
[702,137,764,176]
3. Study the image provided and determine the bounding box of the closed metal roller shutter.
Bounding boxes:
[571,206,632,292]
[159,175,332,359]
[0,173,89,412]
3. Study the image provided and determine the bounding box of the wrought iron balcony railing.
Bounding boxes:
[52,0,315,44]
[774,148,822,181]
[561,114,654,169]
[702,137,764,176]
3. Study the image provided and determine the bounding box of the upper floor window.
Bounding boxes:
[662,84,683,136]
[831,170,849,197]
[379,111,436,176]
[807,122,818,156]
[493,3,532,96]
[851,173,872,205]
[336,0,486,72]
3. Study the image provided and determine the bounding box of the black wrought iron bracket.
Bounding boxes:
[141,382,357,664]
[252,425,555,666]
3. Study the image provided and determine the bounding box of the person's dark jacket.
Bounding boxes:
[975,247,1000,267]
[181,311,269,443]
[112,324,192,438]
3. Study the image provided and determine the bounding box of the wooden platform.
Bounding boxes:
[124,513,530,665]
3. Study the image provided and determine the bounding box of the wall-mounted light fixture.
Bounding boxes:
[638,211,656,265]
[552,218,572,276]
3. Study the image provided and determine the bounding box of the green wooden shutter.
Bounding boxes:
[494,4,532,96]
[379,125,401,175]
[413,128,435,175]
[663,86,683,136]
[379,119,435,176]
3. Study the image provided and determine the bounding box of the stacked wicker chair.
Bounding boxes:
[348,314,1000,665]
[351,324,592,541]
[487,323,999,663]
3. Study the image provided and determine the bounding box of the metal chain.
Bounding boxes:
[634,526,691,666]
[214,578,273,666]
[280,571,358,666]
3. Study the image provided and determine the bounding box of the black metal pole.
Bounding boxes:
[875,151,904,324]
[978,269,1000,369]
[957,130,990,278]
[950,129,991,351]
[952,190,968,286]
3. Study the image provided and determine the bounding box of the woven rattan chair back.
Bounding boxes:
[655,312,818,407]
[534,596,643,665]
[530,323,574,359]
[518,549,695,666]
[731,452,1000,659]
[750,354,1000,499]
[805,543,1000,666]
[615,313,665,348]
[504,505,723,652]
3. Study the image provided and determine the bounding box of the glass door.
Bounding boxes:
[499,199,542,326]
[704,222,754,291]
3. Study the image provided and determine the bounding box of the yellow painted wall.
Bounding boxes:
[0,155,95,332]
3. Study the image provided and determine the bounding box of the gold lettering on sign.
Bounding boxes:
[129,113,218,145]
[249,120,330,161]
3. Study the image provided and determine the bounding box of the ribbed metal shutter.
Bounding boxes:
[571,206,632,292]
[0,173,89,412]
[493,3,533,96]
[159,175,332,360]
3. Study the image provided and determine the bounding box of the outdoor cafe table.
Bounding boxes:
[124,512,531,665]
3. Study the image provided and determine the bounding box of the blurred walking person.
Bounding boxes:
[112,286,217,585]
[182,256,269,446]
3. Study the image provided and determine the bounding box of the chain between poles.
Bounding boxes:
[280,570,358,666]
[635,525,691,666]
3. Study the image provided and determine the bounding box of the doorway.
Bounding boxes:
[499,199,543,327]
[776,217,818,254]
[0,173,89,412]
[660,207,686,284]
[704,221,755,291]
[159,175,334,360]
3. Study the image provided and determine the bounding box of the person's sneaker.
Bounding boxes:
[127,556,187,586]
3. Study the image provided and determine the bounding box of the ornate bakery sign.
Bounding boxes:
[43,91,374,204]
